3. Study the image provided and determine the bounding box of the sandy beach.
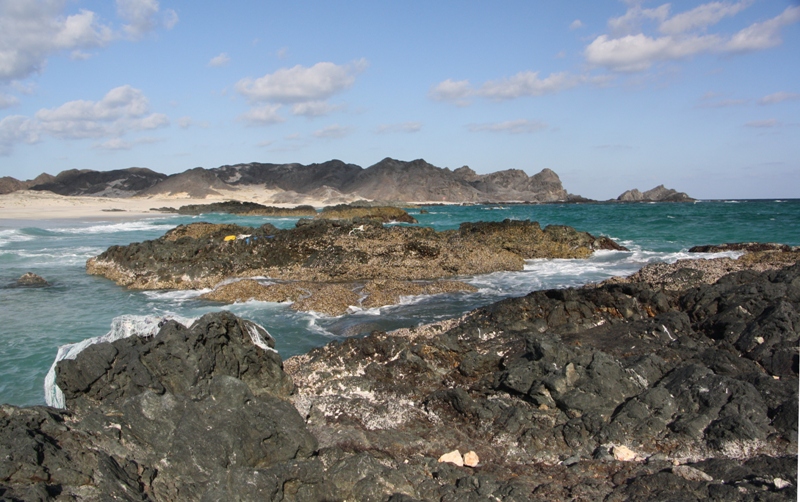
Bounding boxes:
[0,188,350,221]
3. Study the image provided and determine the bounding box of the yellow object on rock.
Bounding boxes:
[224,235,236,241]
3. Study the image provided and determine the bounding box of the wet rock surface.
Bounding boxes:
[2,258,797,500]
[86,218,625,292]
[13,272,50,287]
[316,204,417,223]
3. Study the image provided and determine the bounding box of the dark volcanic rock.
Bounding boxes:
[2,262,798,500]
[86,218,625,291]
[317,204,417,223]
[29,167,166,197]
[156,200,317,217]
[135,167,234,198]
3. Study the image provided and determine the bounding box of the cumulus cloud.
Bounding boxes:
[34,85,168,139]
[430,72,580,105]
[208,53,230,67]
[236,59,367,103]
[0,1,113,82]
[570,19,584,30]
[0,85,168,154]
[375,122,422,134]
[235,59,366,123]
[586,3,800,72]
[467,119,548,134]
[116,0,178,39]
[0,0,176,83]
[758,91,800,105]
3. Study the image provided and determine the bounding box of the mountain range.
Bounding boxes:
[0,158,693,203]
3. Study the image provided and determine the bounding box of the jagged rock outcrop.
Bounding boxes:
[0,174,55,194]
[86,218,625,292]
[617,185,695,202]
[29,168,165,197]
[4,260,796,500]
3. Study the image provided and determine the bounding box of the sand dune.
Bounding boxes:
[0,187,361,220]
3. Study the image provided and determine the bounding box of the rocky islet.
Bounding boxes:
[85,216,625,314]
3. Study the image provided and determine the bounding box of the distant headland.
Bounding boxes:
[0,157,694,204]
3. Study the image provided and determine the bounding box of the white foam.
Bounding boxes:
[55,220,176,235]
[44,314,195,409]
[0,229,35,246]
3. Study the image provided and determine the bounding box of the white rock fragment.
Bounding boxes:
[672,465,713,482]
[773,478,791,489]
[612,445,637,462]
[464,451,479,467]
[438,450,464,467]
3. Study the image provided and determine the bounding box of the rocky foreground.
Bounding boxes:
[2,251,797,500]
[86,217,624,315]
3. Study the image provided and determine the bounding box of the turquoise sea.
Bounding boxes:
[1,200,798,406]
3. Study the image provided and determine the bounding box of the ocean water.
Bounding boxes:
[1,200,798,406]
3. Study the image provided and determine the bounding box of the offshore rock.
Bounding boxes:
[87,218,625,291]
[316,204,417,223]
[14,272,50,287]
[617,184,695,202]
[154,200,317,217]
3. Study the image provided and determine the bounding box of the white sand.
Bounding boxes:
[0,187,359,221]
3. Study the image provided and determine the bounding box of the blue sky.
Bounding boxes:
[1,0,798,199]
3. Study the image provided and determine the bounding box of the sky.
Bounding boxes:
[0,0,798,200]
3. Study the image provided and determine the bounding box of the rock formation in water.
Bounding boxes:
[13,272,50,287]
[1,257,797,500]
[85,218,625,313]
[617,185,695,202]
[153,200,317,217]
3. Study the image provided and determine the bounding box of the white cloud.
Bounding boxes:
[430,71,579,105]
[479,71,581,100]
[375,122,422,134]
[758,91,800,105]
[586,33,721,72]
[0,85,167,154]
[291,101,342,117]
[0,0,176,83]
[659,1,751,35]
[236,59,368,103]
[208,53,230,67]
[0,1,113,82]
[428,79,473,105]
[467,119,548,134]
[725,6,800,52]
[116,0,177,39]
[313,124,352,139]
[239,104,285,125]
[587,3,800,72]
[570,19,584,30]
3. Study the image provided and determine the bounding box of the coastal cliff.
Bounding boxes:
[1,254,797,500]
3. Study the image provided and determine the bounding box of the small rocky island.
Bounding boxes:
[86,214,624,315]
[1,248,797,500]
